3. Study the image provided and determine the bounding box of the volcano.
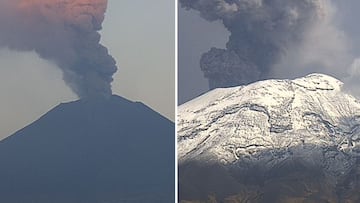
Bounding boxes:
[0,95,174,203]
[178,74,360,203]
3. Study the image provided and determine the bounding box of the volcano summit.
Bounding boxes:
[178,74,360,202]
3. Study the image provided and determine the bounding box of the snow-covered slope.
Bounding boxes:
[178,73,360,202]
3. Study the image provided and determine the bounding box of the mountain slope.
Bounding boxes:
[0,95,174,203]
[178,74,360,202]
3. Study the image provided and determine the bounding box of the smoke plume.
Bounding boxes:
[0,0,117,98]
[180,0,332,89]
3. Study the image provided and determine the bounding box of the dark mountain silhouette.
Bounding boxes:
[0,95,174,203]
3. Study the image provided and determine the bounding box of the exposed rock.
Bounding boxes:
[178,74,360,202]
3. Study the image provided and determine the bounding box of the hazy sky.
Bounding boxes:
[178,7,228,104]
[178,0,360,104]
[0,0,174,139]
[102,0,174,119]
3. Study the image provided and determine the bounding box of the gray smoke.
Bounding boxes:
[0,0,116,99]
[180,0,330,89]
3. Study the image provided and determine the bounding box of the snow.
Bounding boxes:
[178,73,360,177]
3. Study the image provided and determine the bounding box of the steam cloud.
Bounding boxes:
[0,0,116,98]
[180,0,331,89]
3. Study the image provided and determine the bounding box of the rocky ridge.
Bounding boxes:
[178,74,360,202]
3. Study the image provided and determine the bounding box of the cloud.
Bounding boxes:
[179,0,360,99]
[0,0,117,99]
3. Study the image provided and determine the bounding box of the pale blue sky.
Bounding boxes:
[0,0,174,139]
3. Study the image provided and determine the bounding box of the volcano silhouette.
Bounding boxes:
[0,95,174,203]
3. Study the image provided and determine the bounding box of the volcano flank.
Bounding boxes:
[178,74,360,203]
[0,95,174,203]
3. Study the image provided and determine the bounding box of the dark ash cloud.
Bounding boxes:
[0,0,117,99]
[180,0,331,89]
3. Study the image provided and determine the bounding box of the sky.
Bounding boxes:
[178,0,360,104]
[178,7,228,104]
[0,0,175,139]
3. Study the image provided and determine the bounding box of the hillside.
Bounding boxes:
[0,95,174,203]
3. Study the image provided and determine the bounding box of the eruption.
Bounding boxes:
[0,0,117,98]
[180,0,331,89]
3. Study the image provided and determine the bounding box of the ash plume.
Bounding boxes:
[0,0,117,99]
[180,0,331,89]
